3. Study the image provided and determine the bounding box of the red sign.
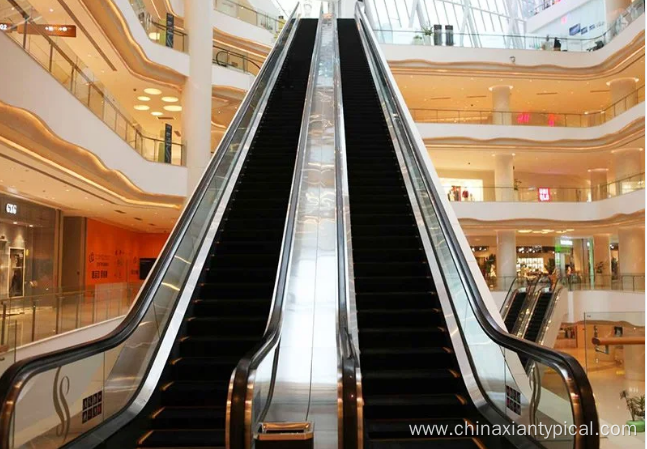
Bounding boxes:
[538,188,551,202]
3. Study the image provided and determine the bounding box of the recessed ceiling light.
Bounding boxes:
[161,96,179,103]
[137,96,151,101]
[163,105,182,112]
[13,222,17,225]
[49,8,54,12]
[144,88,162,95]
[134,105,150,111]
[518,230,532,233]
[151,111,163,116]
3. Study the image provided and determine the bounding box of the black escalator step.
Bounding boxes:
[365,417,471,436]
[348,184,406,196]
[353,248,426,263]
[355,276,433,293]
[362,369,461,396]
[225,206,287,219]
[208,253,279,269]
[212,240,282,254]
[219,217,286,230]
[358,308,443,328]
[351,213,416,227]
[218,226,285,241]
[171,357,239,380]
[360,347,455,371]
[179,335,259,357]
[197,281,274,299]
[351,223,417,236]
[160,381,228,406]
[187,316,267,336]
[228,197,289,209]
[354,262,429,277]
[202,267,277,283]
[355,292,438,309]
[192,299,270,316]
[150,406,226,429]
[358,327,447,347]
[364,394,470,420]
[138,429,224,448]
[351,201,414,215]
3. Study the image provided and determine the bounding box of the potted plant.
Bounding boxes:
[620,390,645,432]
[413,34,424,45]
[421,26,433,45]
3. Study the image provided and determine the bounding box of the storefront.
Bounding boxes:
[441,178,484,202]
[0,194,60,299]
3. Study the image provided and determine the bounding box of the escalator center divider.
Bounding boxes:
[337,19,503,448]
[106,19,319,449]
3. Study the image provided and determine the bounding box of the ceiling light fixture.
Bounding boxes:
[151,111,163,116]
[518,230,532,233]
[161,96,179,103]
[134,105,150,111]
[163,105,182,112]
[144,88,162,95]
[137,96,151,101]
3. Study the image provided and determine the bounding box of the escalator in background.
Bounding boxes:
[523,292,553,344]
[131,19,318,449]
[0,12,318,449]
[338,19,495,448]
[504,290,527,332]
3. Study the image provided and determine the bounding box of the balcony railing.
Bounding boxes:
[412,86,645,127]
[213,44,262,75]
[443,173,644,203]
[376,0,644,51]
[1,1,184,165]
[213,0,284,35]
[487,274,645,292]
[0,282,141,377]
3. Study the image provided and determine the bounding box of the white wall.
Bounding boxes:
[418,101,644,142]
[382,17,644,68]
[0,33,187,198]
[567,290,645,322]
[451,188,644,221]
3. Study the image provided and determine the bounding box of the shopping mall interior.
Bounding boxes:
[0,0,643,447]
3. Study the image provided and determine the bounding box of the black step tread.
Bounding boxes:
[138,429,225,448]
[362,369,459,381]
[365,394,467,407]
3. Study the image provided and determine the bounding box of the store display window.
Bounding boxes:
[440,178,484,202]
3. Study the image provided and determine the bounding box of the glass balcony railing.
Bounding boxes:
[0,0,184,165]
[488,274,646,292]
[213,44,263,75]
[376,0,644,51]
[412,86,645,127]
[443,173,645,203]
[213,0,284,35]
[0,282,141,377]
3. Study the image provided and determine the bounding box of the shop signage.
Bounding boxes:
[569,23,581,35]
[165,13,174,48]
[0,23,76,37]
[5,203,17,215]
[164,124,172,164]
[560,239,573,246]
[538,188,551,202]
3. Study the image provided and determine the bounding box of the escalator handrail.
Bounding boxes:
[516,276,552,339]
[500,277,525,320]
[213,45,262,73]
[227,9,320,449]
[354,5,599,448]
[333,15,363,449]
[536,283,567,346]
[0,5,300,447]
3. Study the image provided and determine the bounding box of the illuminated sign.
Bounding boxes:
[0,23,76,37]
[5,203,17,215]
[0,23,10,31]
[560,239,573,246]
[538,188,551,202]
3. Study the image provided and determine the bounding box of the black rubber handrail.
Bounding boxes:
[0,6,299,447]
[355,5,599,448]
[213,45,262,74]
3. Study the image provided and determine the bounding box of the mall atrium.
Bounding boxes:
[0,0,643,447]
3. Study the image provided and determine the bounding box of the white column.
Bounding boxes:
[618,227,645,290]
[497,230,517,287]
[613,148,644,195]
[490,85,512,125]
[182,0,213,196]
[608,77,638,115]
[593,234,611,287]
[494,153,515,202]
[589,168,608,201]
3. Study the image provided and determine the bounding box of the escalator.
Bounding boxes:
[131,19,318,449]
[338,19,489,448]
[0,12,317,449]
[523,292,552,343]
[503,290,526,332]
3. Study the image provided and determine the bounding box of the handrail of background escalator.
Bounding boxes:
[227,6,323,449]
[333,13,363,449]
[0,5,301,447]
[500,276,525,321]
[515,276,552,338]
[536,283,567,346]
[354,4,599,448]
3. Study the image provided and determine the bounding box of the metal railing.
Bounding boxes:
[489,274,646,292]
[213,44,262,74]
[213,0,284,35]
[412,86,645,127]
[443,173,645,203]
[0,283,140,376]
[376,0,644,51]
[1,1,184,165]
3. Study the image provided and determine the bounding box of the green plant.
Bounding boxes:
[620,391,645,421]
[422,26,433,36]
